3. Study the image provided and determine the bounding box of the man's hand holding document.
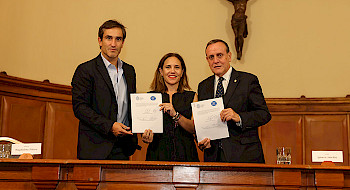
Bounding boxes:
[131,93,163,133]
[191,97,229,142]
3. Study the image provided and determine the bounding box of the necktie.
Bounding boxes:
[215,77,225,161]
[215,77,224,98]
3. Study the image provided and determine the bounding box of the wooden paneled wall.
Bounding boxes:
[261,97,350,166]
[1,73,349,165]
[0,72,78,159]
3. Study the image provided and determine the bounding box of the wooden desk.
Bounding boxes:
[0,159,349,189]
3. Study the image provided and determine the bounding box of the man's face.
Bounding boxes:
[98,27,124,62]
[206,42,232,77]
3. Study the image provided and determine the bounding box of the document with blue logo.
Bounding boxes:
[192,97,229,142]
[131,93,163,133]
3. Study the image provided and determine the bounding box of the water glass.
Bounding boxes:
[0,144,12,158]
[276,147,291,164]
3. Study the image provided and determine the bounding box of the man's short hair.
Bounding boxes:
[98,20,126,41]
[205,39,230,53]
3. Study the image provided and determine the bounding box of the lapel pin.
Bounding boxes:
[234,79,237,83]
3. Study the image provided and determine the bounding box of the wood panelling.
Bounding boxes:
[99,183,176,190]
[0,96,46,143]
[304,115,348,165]
[2,160,350,189]
[261,115,303,165]
[262,97,350,166]
[130,134,148,161]
[103,169,172,183]
[1,73,350,165]
[200,170,272,186]
[44,102,79,159]
[32,166,60,189]
[315,170,344,187]
[0,72,71,102]
[0,73,73,159]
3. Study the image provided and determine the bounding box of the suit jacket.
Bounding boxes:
[198,67,271,163]
[71,54,138,160]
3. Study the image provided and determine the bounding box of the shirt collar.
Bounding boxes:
[215,67,232,82]
[101,53,123,69]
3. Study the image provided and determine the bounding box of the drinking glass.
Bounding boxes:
[276,147,291,164]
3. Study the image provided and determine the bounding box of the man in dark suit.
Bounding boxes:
[71,20,138,160]
[198,39,271,163]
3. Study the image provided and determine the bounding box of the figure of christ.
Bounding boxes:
[228,0,248,60]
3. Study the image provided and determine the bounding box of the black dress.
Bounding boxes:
[146,91,199,162]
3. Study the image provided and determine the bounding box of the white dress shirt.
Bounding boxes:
[213,67,242,127]
[101,54,129,126]
[214,67,233,96]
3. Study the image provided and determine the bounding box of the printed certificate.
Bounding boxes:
[131,93,163,133]
[192,97,229,142]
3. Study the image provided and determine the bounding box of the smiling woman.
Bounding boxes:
[150,53,191,94]
[159,56,184,87]
[141,53,199,162]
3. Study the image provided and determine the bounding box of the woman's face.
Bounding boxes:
[159,56,184,86]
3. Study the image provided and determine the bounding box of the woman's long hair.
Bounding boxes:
[150,53,191,93]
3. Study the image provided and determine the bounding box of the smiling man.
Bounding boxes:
[197,39,271,163]
[71,20,139,160]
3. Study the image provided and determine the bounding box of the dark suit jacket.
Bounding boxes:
[71,54,138,160]
[198,67,271,163]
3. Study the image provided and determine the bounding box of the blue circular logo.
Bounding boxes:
[211,101,217,106]
[150,96,156,101]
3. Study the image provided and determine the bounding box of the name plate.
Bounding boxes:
[312,151,343,163]
[11,143,42,155]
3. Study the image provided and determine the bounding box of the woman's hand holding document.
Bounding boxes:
[131,93,163,133]
[191,97,229,142]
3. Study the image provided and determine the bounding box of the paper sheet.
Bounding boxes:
[192,97,229,142]
[131,93,163,133]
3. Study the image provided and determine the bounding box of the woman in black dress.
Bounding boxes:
[142,53,199,162]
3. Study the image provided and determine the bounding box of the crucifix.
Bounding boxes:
[227,0,248,60]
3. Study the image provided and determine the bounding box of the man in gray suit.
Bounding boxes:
[198,39,271,163]
[72,20,138,160]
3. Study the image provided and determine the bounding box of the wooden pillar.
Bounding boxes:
[273,169,301,189]
[315,170,344,189]
[32,166,60,190]
[73,166,101,190]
